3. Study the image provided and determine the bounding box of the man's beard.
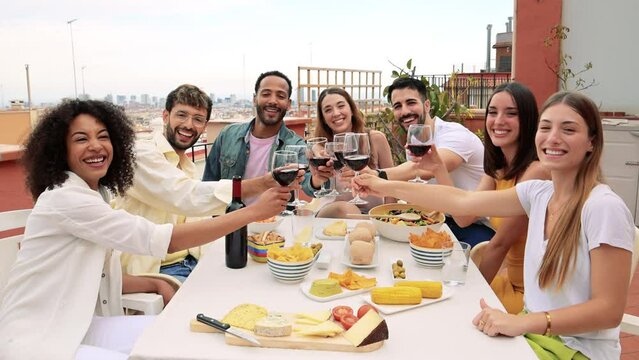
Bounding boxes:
[256,103,286,126]
[165,122,199,150]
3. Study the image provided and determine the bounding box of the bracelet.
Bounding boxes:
[377,169,388,180]
[544,311,552,336]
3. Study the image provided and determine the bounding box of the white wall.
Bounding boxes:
[563,0,639,115]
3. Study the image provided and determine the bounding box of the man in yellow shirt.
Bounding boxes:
[115,84,280,291]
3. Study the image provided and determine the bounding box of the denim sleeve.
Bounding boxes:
[202,136,223,181]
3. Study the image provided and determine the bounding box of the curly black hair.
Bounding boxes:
[23,99,136,200]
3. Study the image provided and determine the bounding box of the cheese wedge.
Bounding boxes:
[323,220,347,236]
[296,320,344,337]
[254,314,292,337]
[343,309,389,347]
[295,310,331,324]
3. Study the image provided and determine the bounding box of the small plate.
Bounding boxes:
[341,235,379,269]
[300,280,372,302]
[360,285,454,315]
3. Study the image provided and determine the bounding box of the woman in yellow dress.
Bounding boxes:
[415,82,550,314]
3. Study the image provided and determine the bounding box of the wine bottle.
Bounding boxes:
[225,176,247,269]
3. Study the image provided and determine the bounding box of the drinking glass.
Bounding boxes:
[284,144,309,207]
[305,137,332,198]
[442,241,471,286]
[323,142,342,196]
[343,133,369,205]
[291,208,314,246]
[333,132,353,193]
[406,124,433,183]
[270,150,298,215]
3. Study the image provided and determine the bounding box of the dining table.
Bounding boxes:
[129,217,538,360]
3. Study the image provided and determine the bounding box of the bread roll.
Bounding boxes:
[348,228,373,244]
[354,222,376,237]
[350,240,375,265]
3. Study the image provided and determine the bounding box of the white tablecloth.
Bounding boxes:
[130,218,537,359]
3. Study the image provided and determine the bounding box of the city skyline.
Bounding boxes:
[1,0,514,106]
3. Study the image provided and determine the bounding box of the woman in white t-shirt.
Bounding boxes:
[353,91,634,359]
[0,100,291,360]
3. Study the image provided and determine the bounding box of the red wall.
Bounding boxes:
[514,0,562,108]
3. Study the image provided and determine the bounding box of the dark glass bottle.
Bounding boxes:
[225,176,247,269]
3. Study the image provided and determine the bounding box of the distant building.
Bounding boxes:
[140,94,150,105]
[104,94,114,103]
[152,96,158,107]
[311,89,317,102]
[130,95,137,103]
[493,17,513,72]
[116,95,127,106]
[230,94,237,104]
[159,97,166,109]
[209,93,216,103]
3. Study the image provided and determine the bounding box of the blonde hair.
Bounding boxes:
[537,91,604,289]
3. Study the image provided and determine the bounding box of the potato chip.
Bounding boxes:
[267,243,314,262]
[328,269,377,290]
[409,228,453,249]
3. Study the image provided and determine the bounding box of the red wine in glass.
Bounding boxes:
[344,155,369,171]
[272,168,298,186]
[298,163,310,173]
[407,144,431,157]
[309,157,330,168]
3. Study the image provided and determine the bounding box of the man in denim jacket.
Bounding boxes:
[203,70,331,203]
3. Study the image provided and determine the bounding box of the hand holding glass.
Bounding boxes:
[407,124,433,183]
[344,133,369,205]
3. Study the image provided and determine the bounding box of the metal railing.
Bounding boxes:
[187,141,214,162]
[421,72,511,109]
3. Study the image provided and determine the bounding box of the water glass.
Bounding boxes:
[291,208,314,246]
[442,241,471,286]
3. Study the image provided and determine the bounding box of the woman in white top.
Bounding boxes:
[0,100,291,360]
[353,91,634,359]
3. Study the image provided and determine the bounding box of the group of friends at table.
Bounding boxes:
[0,69,634,360]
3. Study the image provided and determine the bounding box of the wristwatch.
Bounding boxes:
[377,169,388,180]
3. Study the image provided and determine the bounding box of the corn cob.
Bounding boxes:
[394,281,443,299]
[371,287,422,305]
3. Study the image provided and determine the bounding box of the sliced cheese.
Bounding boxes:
[295,310,331,324]
[221,304,268,331]
[254,314,292,337]
[343,309,389,347]
[323,220,347,236]
[296,320,344,337]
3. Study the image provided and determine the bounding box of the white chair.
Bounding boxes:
[0,208,167,315]
[619,227,639,334]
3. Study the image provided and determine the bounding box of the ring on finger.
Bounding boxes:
[479,320,485,327]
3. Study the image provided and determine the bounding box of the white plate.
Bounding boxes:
[360,285,454,315]
[300,280,372,302]
[341,235,379,269]
[314,224,348,240]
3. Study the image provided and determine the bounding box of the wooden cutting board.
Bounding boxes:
[189,319,383,352]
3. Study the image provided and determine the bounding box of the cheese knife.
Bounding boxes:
[196,313,261,346]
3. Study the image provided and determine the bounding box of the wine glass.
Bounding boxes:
[343,133,370,205]
[270,150,298,215]
[284,144,309,207]
[406,124,433,183]
[323,142,342,196]
[333,132,353,193]
[305,137,332,197]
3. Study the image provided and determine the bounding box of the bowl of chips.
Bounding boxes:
[266,244,315,283]
[409,228,454,268]
[369,204,445,242]
[248,231,286,263]
[248,216,283,234]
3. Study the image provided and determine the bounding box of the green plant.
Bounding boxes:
[544,25,596,91]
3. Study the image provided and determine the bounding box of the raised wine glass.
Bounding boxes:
[343,133,369,205]
[284,144,309,207]
[270,150,298,215]
[406,124,433,183]
[333,132,353,193]
[323,142,342,197]
[305,137,332,198]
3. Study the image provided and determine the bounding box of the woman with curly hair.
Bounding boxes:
[0,100,290,359]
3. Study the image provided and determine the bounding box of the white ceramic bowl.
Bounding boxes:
[409,243,447,268]
[369,204,445,242]
[248,216,284,234]
[266,257,314,283]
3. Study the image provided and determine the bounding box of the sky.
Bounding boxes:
[1,0,514,106]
